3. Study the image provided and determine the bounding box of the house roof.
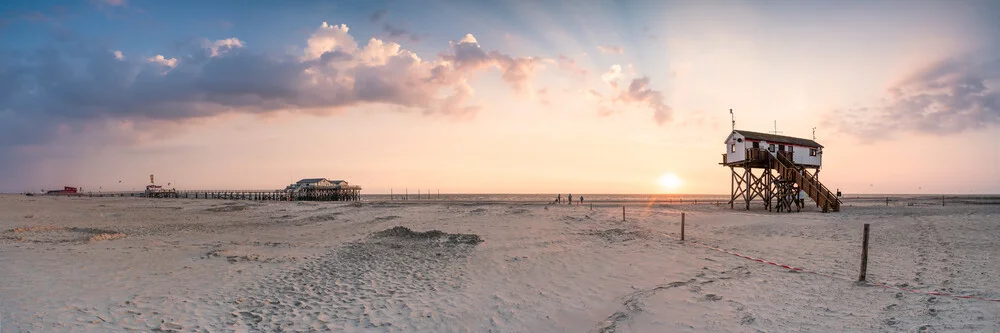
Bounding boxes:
[731,130,823,148]
[296,178,327,184]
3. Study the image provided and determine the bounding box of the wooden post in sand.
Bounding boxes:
[622,206,625,222]
[886,197,889,206]
[681,212,686,241]
[859,223,870,282]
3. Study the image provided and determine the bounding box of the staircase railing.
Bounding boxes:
[772,150,840,212]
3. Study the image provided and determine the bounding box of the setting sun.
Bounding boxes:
[657,173,683,192]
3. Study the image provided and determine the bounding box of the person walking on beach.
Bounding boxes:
[579,196,584,204]
[556,194,562,204]
[568,193,573,205]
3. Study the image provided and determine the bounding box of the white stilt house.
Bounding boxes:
[724,130,823,168]
[721,129,839,213]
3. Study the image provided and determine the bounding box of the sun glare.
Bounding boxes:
[657,173,683,192]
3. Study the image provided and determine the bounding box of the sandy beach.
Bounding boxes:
[1,195,998,332]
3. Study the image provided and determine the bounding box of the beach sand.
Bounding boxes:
[1,195,998,332]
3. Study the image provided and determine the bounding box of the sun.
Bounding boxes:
[657,173,683,192]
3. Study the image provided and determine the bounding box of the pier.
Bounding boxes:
[84,186,361,201]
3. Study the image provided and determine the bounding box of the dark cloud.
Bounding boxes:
[832,57,1000,141]
[0,25,548,156]
[381,23,420,42]
[369,9,387,22]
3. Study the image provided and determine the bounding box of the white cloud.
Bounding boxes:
[597,45,624,54]
[146,55,178,68]
[206,38,244,57]
[601,64,623,88]
[304,22,357,60]
[113,50,124,60]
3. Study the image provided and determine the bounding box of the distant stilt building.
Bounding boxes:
[721,130,840,212]
[285,178,361,201]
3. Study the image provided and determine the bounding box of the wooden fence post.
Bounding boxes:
[859,223,870,282]
[681,212,686,241]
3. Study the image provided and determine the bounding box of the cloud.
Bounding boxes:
[0,23,548,154]
[556,55,587,76]
[618,77,672,124]
[591,65,673,124]
[601,64,623,87]
[146,54,177,67]
[206,37,244,57]
[382,23,420,42]
[303,22,358,60]
[113,50,124,60]
[832,56,1000,141]
[369,9,387,22]
[597,45,624,54]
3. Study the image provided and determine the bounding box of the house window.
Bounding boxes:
[768,144,775,152]
[731,143,736,153]
[809,148,817,156]
[752,141,760,149]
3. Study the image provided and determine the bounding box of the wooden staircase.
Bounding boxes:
[770,150,841,212]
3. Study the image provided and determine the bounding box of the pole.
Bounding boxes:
[622,206,625,222]
[681,212,685,241]
[859,223,870,282]
[886,197,889,206]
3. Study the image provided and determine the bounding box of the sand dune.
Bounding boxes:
[0,195,998,332]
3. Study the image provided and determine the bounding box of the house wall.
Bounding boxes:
[792,145,822,166]
[725,132,747,164]
[757,140,821,167]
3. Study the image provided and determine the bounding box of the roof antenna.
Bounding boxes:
[812,127,817,140]
[770,120,782,135]
[730,109,735,131]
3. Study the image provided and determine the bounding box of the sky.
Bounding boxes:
[1,0,999,195]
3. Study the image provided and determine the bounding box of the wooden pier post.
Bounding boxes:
[681,212,685,241]
[859,223,870,282]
